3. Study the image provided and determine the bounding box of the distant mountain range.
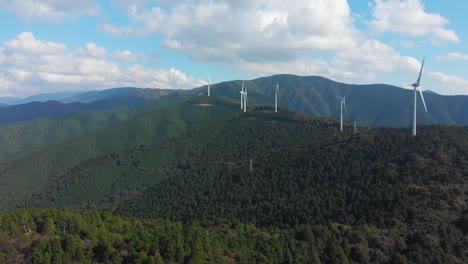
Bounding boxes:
[0,87,177,126]
[0,91,82,105]
[2,75,467,128]
[201,74,468,127]
[0,87,142,105]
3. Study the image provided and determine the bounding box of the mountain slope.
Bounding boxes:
[0,92,192,162]
[1,95,468,262]
[59,87,141,103]
[0,88,181,126]
[6,108,468,263]
[0,91,82,105]
[0,96,239,208]
[20,108,341,210]
[0,97,144,126]
[204,74,468,127]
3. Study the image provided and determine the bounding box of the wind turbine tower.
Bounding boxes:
[207,77,211,96]
[275,83,279,113]
[243,85,248,112]
[408,58,428,136]
[339,89,349,132]
[240,82,247,112]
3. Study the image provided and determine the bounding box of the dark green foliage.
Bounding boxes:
[0,91,191,162]
[1,91,468,262]
[2,209,462,264]
[0,96,237,208]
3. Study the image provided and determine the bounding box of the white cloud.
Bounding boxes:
[0,32,204,96]
[85,43,107,58]
[428,71,468,95]
[112,50,146,62]
[99,5,167,37]
[0,0,100,21]
[98,0,454,89]
[368,0,459,43]
[4,32,67,54]
[436,52,468,61]
[400,40,417,48]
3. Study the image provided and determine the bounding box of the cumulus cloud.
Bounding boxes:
[4,32,67,54]
[0,32,204,96]
[85,43,107,58]
[0,0,100,21]
[428,71,468,95]
[436,52,468,61]
[97,0,463,91]
[368,0,459,43]
[112,50,147,62]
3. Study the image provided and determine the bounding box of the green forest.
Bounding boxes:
[1,95,468,263]
[1,209,464,263]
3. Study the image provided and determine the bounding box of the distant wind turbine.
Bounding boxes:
[240,82,247,112]
[407,58,428,136]
[275,83,279,113]
[243,84,248,112]
[207,77,211,96]
[339,89,349,132]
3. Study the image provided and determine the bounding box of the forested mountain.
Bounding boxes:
[1,208,440,264]
[0,87,180,126]
[0,87,145,105]
[0,91,82,105]
[0,92,191,162]
[1,81,468,263]
[1,94,468,262]
[0,97,144,126]
[203,74,468,126]
[59,87,142,103]
[0,96,239,209]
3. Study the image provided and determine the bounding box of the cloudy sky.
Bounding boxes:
[0,0,467,97]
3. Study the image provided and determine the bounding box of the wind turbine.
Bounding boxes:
[339,89,349,132]
[408,58,428,136]
[207,77,211,96]
[275,83,279,113]
[243,84,248,112]
[240,82,247,112]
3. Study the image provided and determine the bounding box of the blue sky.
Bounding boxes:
[0,0,467,97]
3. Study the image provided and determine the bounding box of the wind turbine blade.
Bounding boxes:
[416,58,425,84]
[343,98,347,112]
[344,87,350,97]
[418,87,428,112]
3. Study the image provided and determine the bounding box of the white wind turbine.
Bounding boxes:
[339,89,349,132]
[240,82,247,112]
[275,83,279,113]
[243,83,248,112]
[207,77,211,96]
[408,58,428,136]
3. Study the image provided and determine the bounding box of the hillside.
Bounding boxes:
[0,96,239,208]
[19,108,342,210]
[0,87,181,126]
[3,105,468,262]
[59,87,141,103]
[202,74,468,127]
[0,92,191,162]
[0,208,437,264]
[0,91,82,105]
[0,97,145,126]
[1,94,468,262]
